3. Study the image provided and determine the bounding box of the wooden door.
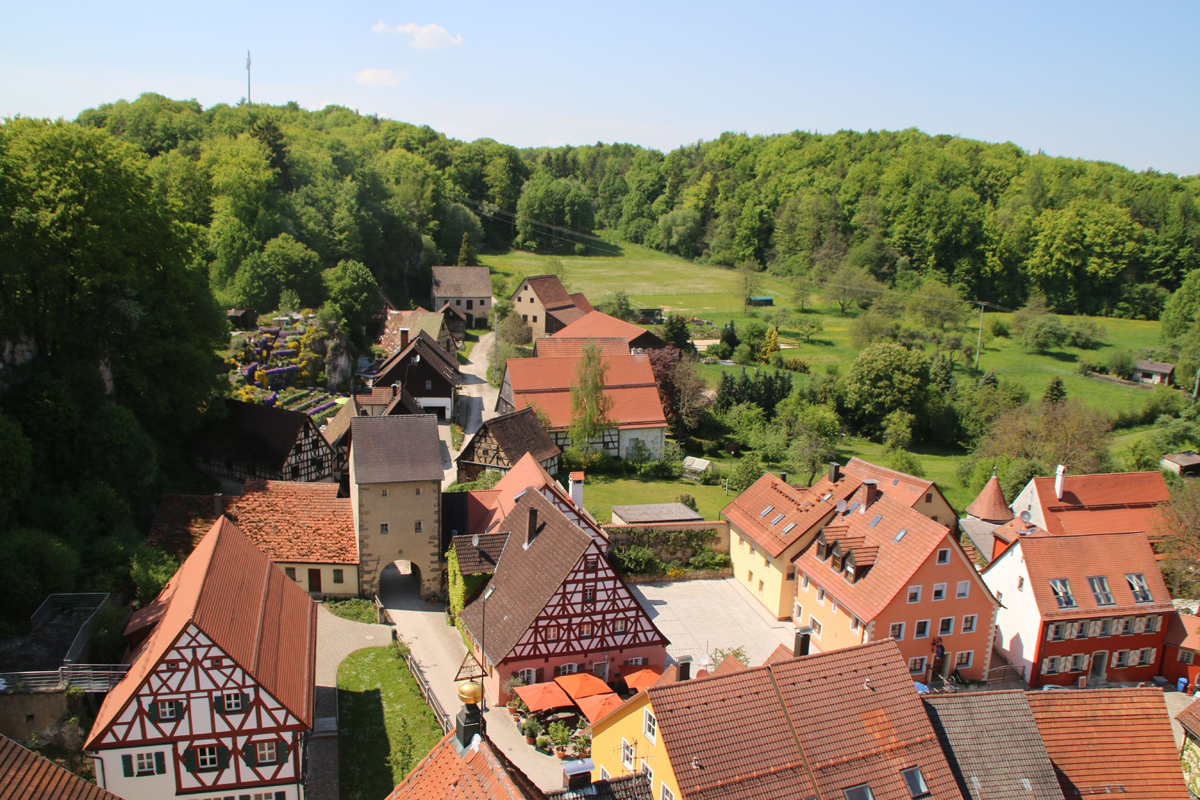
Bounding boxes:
[308,568,322,593]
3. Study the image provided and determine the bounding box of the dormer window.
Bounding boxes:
[815,532,829,561]
[760,505,774,518]
[830,543,843,572]
[844,553,858,583]
[1126,573,1152,603]
[1088,576,1115,606]
[1049,579,1076,609]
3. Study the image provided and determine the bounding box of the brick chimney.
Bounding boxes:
[828,462,841,483]
[526,506,539,547]
[863,479,878,506]
[400,327,410,350]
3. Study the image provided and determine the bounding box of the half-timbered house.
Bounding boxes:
[455,407,561,484]
[193,399,337,485]
[370,330,458,420]
[457,490,667,705]
[85,517,317,800]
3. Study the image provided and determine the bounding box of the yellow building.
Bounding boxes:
[590,689,680,800]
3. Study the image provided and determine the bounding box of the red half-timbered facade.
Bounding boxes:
[85,518,317,800]
[458,490,667,705]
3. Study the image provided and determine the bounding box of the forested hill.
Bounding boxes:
[74,93,1200,319]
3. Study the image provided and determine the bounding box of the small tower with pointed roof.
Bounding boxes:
[965,471,1014,524]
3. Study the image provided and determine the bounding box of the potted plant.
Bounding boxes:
[548,721,572,759]
[573,732,592,758]
[520,717,542,745]
[536,735,550,753]
[507,695,528,720]
[502,675,527,718]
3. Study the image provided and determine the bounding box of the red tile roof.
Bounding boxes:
[0,734,121,799]
[532,337,629,358]
[1026,688,1188,799]
[1030,472,1168,537]
[709,655,748,676]
[519,275,575,309]
[548,306,588,328]
[569,292,593,313]
[506,354,666,431]
[761,643,793,665]
[1177,696,1200,739]
[149,480,357,565]
[994,531,1174,621]
[551,311,666,349]
[721,472,844,558]
[87,518,317,749]
[647,640,959,800]
[965,475,1013,522]
[374,329,458,390]
[1165,611,1200,649]
[843,457,935,509]
[386,730,545,800]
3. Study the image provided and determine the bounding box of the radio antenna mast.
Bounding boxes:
[246,51,252,106]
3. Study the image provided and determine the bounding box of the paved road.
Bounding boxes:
[378,561,566,791]
[457,331,499,436]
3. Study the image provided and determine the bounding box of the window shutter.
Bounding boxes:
[1088,621,1099,637]
[535,668,544,683]
[1154,615,1164,632]
[217,745,230,770]
[122,755,134,778]
[1045,626,1053,642]
[147,701,159,723]
[1041,657,1051,672]
[174,701,184,720]
[154,751,166,775]
[242,693,251,710]
[183,749,197,774]
[244,744,257,767]
[214,695,225,714]
[1149,648,1158,663]
[240,795,251,800]
[276,792,286,800]
[1081,654,1090,670]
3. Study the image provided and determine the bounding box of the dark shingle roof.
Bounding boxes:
[373,329,458,389]
[451,532,510,575]
[0,735,122,799]
[432,266,493,298]
[461,407,560,467]
[351,415,444,484]
[193,399,311,472]
[546,773,651,799]
[923,691,1064,800]
[519,274,575,309]
[610,503,703,524]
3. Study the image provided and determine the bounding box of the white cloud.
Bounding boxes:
[372,20,464,48]
[354,68,408,87]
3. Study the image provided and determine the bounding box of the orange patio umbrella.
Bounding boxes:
[555,672,612,700]
[622,667,662,693]
[513,681,573,713]
[576,692,625,723]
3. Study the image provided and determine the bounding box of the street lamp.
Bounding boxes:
[480,583,496,711]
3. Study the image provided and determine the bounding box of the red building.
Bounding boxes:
[983,530,1171,688]
[1162,610,1200,690]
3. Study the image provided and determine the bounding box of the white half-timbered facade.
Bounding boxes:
[458,490,667,704]
[86,518,317,800]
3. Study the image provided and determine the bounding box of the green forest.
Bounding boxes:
[1,92,1200,631]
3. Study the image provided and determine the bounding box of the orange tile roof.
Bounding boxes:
[512,386,667,431]
[709,655,749,677]
[519,275,575,308]
[761,644,793,665]
[532,337,629,358]
[843,457,935,508]
[998,531,1174,621]
[505,353,666,431]
[1031,472,1168,536]
[568,292,593,313]
[504,353,655,392]
[1177,697,1200,740]
[551,311,665,348]
[648,640,959,800]
[149,480,357,565]
[965,475,1013,522]
[0,734,121,799]
[87,518,316,750]
[1026,688,1188,800]
[1165,610,1200,649]
[386,730,545,800]
[721,472,845,558]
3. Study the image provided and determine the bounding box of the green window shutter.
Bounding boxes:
[214,694,225,714]
[244,744,257,767]
[275,792,285,800]
[147,701,159,723]
[240,795,251,800]
[122,755,133,777]
[242,693,251,710]
[154,751,166,774]
[217,745,230,770]
[183,749,196,773]
[174,701,184,720]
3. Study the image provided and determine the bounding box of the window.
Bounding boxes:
[522,314,528,322]
[1088,576,1115,605]
[771,513,785,525]
[467,299,474,309]
[210,657,224,668]
[893,528,908,542]
[1117,617,1134,636]
[956,581,970,599]
[810,618,823,638]
[586,558,597,572]
[763,554,769,567]
[600,765,611,780]
[644,709,658,742]
[284,567,297,580]
[662,786,675,800]
[584,587,596,603]
[1070,654,1087,672]
[625,657,646,666]
[908,657,926,673]
[381,489,388,498]
[936,549,950,565]
[415,487,423,496]
[925,493,933,503]
[830,597,838,614]
[196,746,219,770]
[1049,579,1076,608]
[1138,647,1157,666]
[641,760,653,783]
[157,700,177,720]
[532,316,538,323]
[1180,650,1194,665]
[223,692,242,712]
[758,580,764,594]
[546,625,559,641]
[787,568,797,581]
[621,739,634,769]
[932,583,946,601]
[817,587,826,604]
[802,574,810,590]
[580,622,594,639]
[379,523,389,536]
[518,668,536,684]
[1017,576,1024,591]
[1047,623,1065,641]
[939,617,954,636]
[291,465,300,479]
[760,505,775,518]
[845,786,874,800]
[135,752,156,775]
[614,619,627,634]
[890,622,905,640]
[955,651,973,668]
[748,570,754,584]
[961,615,977,634]
[1112,650,1128,668]
[901,766,930,798]
[850,615,861,631]
[255,741,278,764]
[414,520,423,533]
[555,663,579,676]
[1098,618,1113,637]
[333,569,344,585]
[914,620,930,638]
[907,586,921,603]
[1126,573,1153,603]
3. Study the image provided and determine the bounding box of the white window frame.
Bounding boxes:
[907,585,922,603]
[1070,654,1087,672]
[932,583,947,601]
[223,692,242,712]
[614,619,627,634]
[914,619,930,639]
[890,622,905,640]
[196,745,219,770]
[816,586,826,605]
[908,656,926,673]
[955,650,973,668]
[135,752,156,775]
[850,615,861,631]
[255,741,277,764]
[810,617,823,638]
[794,602,803,621]
[518,668,536,684]
[936,548,950,565]
[901,765,929,797]
[379,522,389,535]
[802,573,810,590]
[414,520,423,533]
[1180,650,1195,665]
[641,759,653,784]
[661,784,675,800]
[961,615,977,634]
[621,739,634,770]
[938,617,954,636]
[956,580,970,599]
[643,709,657,743]
[157,700,177,720]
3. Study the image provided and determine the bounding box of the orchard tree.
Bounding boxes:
[822,264,883,313]
[844,343,931,435]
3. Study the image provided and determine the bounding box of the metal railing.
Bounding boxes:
[986,663,1026,684]
[0,664,130,693]
[64,596,121,664]
[400,650,451,733]
[29,593,109,632]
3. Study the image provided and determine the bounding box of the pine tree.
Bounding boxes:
[720,321,740,350]
[1042,376,1067,405]
[715,371,737,412]
[663,314,694,352]
[758,325,780,363]
[456,231,475,266]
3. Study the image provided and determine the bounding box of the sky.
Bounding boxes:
[1,0,1197,175]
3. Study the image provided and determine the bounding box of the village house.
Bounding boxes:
[350,415,444,600]
[509,275,592,339]
[84,517,316,800]
[842,457,958,530]
[1162,450,1200,476]
[1176,695,1200,796]
[1009,467,1169,544]
[370,329,458,420]
[723,465,997,681]
[1162,610,1200,690]
[496,352,667,460]
[1133,358,1175,385]
[430,266,493,329]
[321,385,423,477]
[588,639,962,800]
[550,310,666,351]
[457,490,667,706]
[0,734,122,799]
[149,479,358,598]
[458,453,600,541]
[192,399,338,486]
[376,307,456,356]
[454,407,561,484]
[532,336,629,358]
[982,530,1172,687]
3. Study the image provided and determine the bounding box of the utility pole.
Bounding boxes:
[246,51,252,106]
[974,302,984,372]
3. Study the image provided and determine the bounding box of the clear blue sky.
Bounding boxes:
[2,0,1197,175]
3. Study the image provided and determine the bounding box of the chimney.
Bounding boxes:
[828,462,841,483]
[780,471,788,485]
[794,627,812,657]
[1054,464,1066,501]
[213,494,223,519]
[391,382,399,397]
[863,479,878,506]
[527,507,538,546]
[400,327,410,350]
[563,760,594,791]
[677,657,692,681]
[569,472,585,509]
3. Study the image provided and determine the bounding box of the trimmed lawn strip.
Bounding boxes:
[337,646,443,800]
[322,598,378,625]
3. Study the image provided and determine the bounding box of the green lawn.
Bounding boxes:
[582,474,738,523]
[337,646,444,800]
[322,598,378,625]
